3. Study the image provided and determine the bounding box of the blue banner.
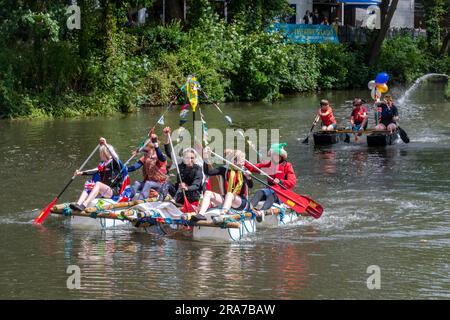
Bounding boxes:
[271,23,339,44]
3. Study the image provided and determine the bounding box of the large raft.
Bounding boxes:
[50,199,308,242]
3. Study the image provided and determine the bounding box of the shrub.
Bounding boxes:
[374,35,430,83]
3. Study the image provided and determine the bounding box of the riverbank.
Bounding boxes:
[1,5,449,119]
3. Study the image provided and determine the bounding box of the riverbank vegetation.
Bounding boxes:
[0,0,448,119]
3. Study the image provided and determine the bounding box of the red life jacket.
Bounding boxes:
[320,107,336,126]
[351,106,367,123]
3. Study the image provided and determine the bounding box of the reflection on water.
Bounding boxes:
[0,82,449,299]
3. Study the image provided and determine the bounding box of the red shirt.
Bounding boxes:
[245,160,297,191]
[319,107,336,126]
[351,106,367,123]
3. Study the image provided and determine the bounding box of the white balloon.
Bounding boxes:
[368,80,376,90]
[371,87,381,100]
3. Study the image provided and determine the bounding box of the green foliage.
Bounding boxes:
[0,1,448,119]
[374,36,431,83]
[422,0,449,53]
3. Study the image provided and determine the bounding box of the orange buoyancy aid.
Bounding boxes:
[320,107,336,126]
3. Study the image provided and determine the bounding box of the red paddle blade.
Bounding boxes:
[274,188,324,219]
[181,195,195,213]
[33,197,58,225]
[302,196,324,219]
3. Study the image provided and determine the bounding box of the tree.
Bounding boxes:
[439,1,450,55]
[368,0,399,66]
[422,0,448,54]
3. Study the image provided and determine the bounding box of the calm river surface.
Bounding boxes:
[0,81,448,299]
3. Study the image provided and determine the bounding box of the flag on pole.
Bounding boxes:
[181,75,200,113]
[157,115,165,125]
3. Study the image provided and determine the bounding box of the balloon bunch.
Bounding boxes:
[367,72,389,100]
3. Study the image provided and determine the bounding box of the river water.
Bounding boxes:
[0,81,449,299]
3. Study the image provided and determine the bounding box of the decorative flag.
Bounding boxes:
[181,75,200,113]
[113,160,132,202]
[179,104,190,126]
[157,115,165,125]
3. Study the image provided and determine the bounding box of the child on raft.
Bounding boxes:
[70,137,123,211]
[199,148,253,216]
[245,143,297,220]
[127,132,167,200]
[350,98,368,142]
[318,99,337,131]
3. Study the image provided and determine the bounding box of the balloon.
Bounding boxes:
[367,80,376,90]
[376,83,388,93]
[375,72,389,84]
[371,87,381,100]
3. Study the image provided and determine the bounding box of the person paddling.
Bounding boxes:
[198,149,253,216]
[127,132,167,200]
[244,143,297,220]
[70,137,122,211]
[318,99,337,131]
[374,94,399,133]
[161,127,204,207]
[350,98,368,142]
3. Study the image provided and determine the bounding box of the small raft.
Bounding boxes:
[367,129,399,146]
[313,131,346,145]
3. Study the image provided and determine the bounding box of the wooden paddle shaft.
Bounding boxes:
[56,144,100,198]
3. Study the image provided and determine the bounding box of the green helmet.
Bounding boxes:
[270,143,287,156]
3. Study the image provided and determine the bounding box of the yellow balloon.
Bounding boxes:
[376,83,388,93]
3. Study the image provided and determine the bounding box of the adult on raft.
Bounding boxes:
[70,137,123,212]
[350,98,368,142]
[199,149,253,216]
[244,143,297,221]
[374,94,399,133]
[318,99,337,131]
[161,127,204,210]
[127,132,167,200]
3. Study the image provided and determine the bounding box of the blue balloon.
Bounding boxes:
[375,72,389,84]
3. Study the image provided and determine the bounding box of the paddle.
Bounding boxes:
[244,159,323,219]
[200,89,233,125]
[110,94,180,186]
[167,132,195,213]
[209,150,323,219]
[302,115,320,144]
[397,126,410,143]
[33,144,100,225]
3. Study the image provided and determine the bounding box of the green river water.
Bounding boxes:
[0,81,448,299]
